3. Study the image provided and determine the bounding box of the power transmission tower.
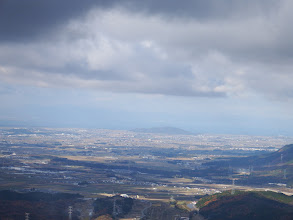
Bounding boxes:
[68,206,73,220]
[113,197,118,218]
[228,164,232,177]
[281,154,283,163]
[25,213,30,220]
[231,179,235,195]
[284,169,287,179]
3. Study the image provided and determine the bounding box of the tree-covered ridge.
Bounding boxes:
[197,190,293,220]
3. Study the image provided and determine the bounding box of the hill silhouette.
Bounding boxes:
[207,144,293,186]
[226,144,293,166]
[197,190,293,220]
[247,143,293,166]
[0,190,82,220]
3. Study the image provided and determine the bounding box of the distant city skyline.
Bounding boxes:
[0,1,293,136]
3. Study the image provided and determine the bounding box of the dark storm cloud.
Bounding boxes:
[0,0,117,42]
[0,0,279,42]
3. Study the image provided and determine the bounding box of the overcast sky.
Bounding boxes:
[0,0,293,135]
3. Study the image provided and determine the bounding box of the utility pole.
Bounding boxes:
[25,213,30,220]
[68,206,73,220]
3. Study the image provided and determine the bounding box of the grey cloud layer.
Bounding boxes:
[0,0,292,99]
[0,0,279,42]
[0,0,116,41]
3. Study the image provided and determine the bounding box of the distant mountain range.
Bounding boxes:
[197,190,293,220]
[131,126,193,135]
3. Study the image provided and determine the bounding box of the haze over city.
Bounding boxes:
[1,0,293,135]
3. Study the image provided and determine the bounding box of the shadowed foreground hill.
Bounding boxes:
[0,190,82,220]
[197,191,293,220]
